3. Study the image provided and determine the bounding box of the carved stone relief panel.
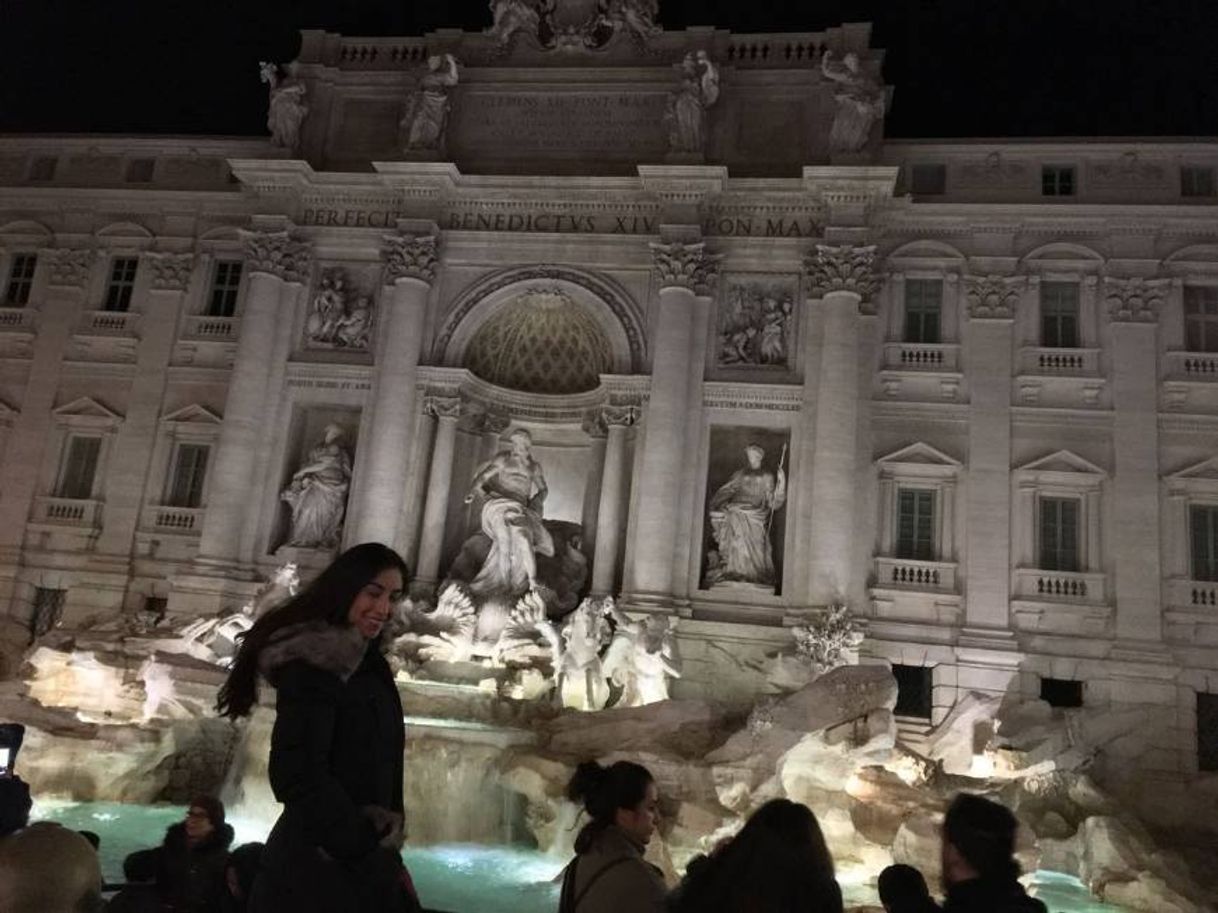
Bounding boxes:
[716,277,797,368]
[304,266,375,352]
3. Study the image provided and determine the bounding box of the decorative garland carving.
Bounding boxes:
[45,249,94,288]
[964,274,1026,320]
[1104,276,1169,324]
[147,253,195,291]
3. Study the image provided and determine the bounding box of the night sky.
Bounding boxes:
[0,0,1215,139]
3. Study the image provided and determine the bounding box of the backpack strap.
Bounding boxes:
[559,856,635,912]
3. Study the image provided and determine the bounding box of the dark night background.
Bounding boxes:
[0,0,1215,139]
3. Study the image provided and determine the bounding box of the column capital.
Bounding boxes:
[145,252,196,291]
[423,394,462,420]
[383,232,439,284]
[802,244,879,302]
[239,229,312,282]
[649,241,721,291]
[475,408,512,435]
[44,248,94,288]
[1104,276,1169,324]
[963,273,1026,320]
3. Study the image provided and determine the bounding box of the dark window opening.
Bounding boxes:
[104,257,139,312]
[1199,693,1218,772]
[1041,677,1084,708]
[903,279,942,344]
[4,254,37,306]
[29,587,66,644]
[1042,165,1075,197]
[893,664,934,719]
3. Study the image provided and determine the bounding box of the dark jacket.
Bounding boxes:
[248,622,413,913]
[121,821,234,913]
[942,877,1047,913]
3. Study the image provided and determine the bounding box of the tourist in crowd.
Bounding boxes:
[878,863,940,913]
[939,794,1046,913]
[0,821,105,912]
[221,842,264,913]
[118,795,234,913]
[668,798,843,913]
[217,542,418,913]
[559,760,666,913]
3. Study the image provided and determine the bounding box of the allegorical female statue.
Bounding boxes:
[705,443,786,588]
[258,61,308,154]
[400,54,460,153]
[819,50,885,153]
[666,51,720,154]
[281,425,352,548]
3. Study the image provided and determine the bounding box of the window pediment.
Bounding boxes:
[1017,449,1105,480]
[877,442,962,479]
[1167,456,1218,496]
[52,396,123,430]
[161,403,222,426]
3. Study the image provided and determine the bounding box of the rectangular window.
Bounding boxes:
[896,488,936,561]
[910,164,947,195]
[3,254,37,306]
[1041,677,1084,708]
[1040,281,1080,348]
[167,443,209,508]
[1039,496,1080,572]
[125,158,155,183]
[56,435,102,500]
[1042,165,1075,196]
[206,261,243,317]
[28,156,57,181]
[1200,693,1218,773]
[903,279,943,344]
[28,587,66,644]
[1184,285,1218,353]
[103,257,139,312]
[1191,505,1218,582]
[892,664,934,719]
[1181,165,1216,198]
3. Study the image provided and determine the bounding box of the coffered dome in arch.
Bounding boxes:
[463,288,613,395]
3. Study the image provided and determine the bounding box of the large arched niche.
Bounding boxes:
[435,266,645,395]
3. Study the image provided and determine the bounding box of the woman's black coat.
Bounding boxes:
[249,622,409,913]
[119,820,234,913]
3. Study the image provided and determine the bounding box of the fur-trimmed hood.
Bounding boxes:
[257,620,370,682]
[163,820,235,855]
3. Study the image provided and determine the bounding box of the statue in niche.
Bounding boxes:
[602,606,681,707]
[281,424,352,549]
[463,428,554,597]
[487,0,541,45]
[820,50,885,154]
[400,55,459,153]
[305,268,374,350]
[718,282,795,367]
[258,61,308,154]
[705,443,786,589]
[666,51,720,154]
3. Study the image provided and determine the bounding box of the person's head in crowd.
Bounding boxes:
[879,863,938,912]
[217,542,408,718]
[76,830,100,851]
[0,775,32,838]
[0,821,104,912]
[941,793,1020,887]
[184,795,226,846]
[566,760,659,852]
[225,842,264,905]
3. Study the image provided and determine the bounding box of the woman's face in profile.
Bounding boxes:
[347,567,404,639]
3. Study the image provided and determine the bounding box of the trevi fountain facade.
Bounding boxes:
[0,4,1216,910]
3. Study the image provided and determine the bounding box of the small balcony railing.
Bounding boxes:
[1013,568,1106,603]
[31,496,101,528]
[1168,578,1218,608]
[147,506,204,534]
[0,307,35,333]
[181,314,236,340]
[1019,347,1100,376]
[882,343,960,372]
[873,557,957,593]
[80,309,139,336]
[1166,350,1218,381]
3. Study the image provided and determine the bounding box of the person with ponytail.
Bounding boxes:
[216,542,419,913]
[558,760,666,913]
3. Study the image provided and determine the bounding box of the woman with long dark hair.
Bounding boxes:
[558,760,666,913]
[217,542,418,913]
[669,798,843,913]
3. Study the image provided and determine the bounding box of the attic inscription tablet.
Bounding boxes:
[452,92,669,159]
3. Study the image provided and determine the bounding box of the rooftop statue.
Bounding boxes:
[666,51,719,155]
[258,61,308,154]
[820,50,885,154]
[401,54,460,154]
[488,0,661,50]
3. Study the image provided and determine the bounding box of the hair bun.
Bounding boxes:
[565,761,607,804]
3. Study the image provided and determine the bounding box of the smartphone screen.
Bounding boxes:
[0,746,10,777]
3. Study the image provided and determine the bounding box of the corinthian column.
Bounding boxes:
[592,405,638,595]
[198,230,311,566]
[803,244,878,604]
[626,241,720,604]
[414,395,462,587]
[349,232,438,546]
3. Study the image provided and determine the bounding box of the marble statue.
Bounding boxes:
[607,0,660,41]
[602,604,681,707]
[305,268,373,350]
[666,51,720,154]
[487,0,540,45]
[791,603,864,676]
[705,443,787,588]
[258,61,308,154]
[463,428,554,598]
[718,282,795,367]
[539,596,613,711]
[401,54,459,153]
[820,50,885,154]
[281,425,352,549]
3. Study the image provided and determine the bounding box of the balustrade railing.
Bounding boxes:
[81,309,138,336]
[1166,350,1218,380]
[874,557,957,592]
[883,343,960,372]
[150,506,204,533]
[1019,347,1099,376]
[182,314,236,340]
[1013,568,1106,603]
[32,496,101,527]
[0,307,34,332]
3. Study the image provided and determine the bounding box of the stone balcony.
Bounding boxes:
[882,342,960,372]
[1011,568,1111,637]
[1019,347,1100,377]
[1165,578,1218,647]
[1165,350,1218,381]
[873,557,958,593]
[79,309,140,337]
[1013,568,1106,603]
[181,314,236,341]
[143,505,205,535]
[0,306,35,333]
[30,496,101,528]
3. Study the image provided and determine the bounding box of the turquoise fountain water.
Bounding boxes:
[33,800,1129,913]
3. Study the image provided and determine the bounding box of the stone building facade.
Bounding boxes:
[1,13,1217,826]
